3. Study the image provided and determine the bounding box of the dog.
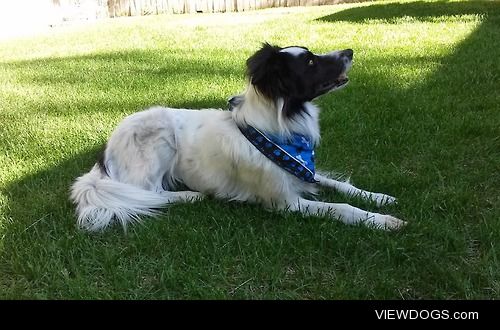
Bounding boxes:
[71,43,406,231]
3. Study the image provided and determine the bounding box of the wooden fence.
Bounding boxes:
[107,0,360,16]
[51,0,364,18]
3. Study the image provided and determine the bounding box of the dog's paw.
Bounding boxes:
[184,192,205,202]
[362,213,407,231]
[161,191,205,203]
[379,215,407,231]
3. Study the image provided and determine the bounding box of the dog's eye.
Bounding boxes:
[308,59,314,66]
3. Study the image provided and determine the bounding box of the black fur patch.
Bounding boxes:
[246,43,286,101]
[97,144,109,176]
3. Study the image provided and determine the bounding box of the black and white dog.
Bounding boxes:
[71,43,406,231]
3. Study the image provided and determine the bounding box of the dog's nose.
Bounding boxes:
[342,49,354,60]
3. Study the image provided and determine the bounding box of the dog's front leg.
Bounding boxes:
[315,174,396,207]
[286,198,406,230]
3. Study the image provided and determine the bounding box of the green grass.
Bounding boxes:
[0,0,499,299]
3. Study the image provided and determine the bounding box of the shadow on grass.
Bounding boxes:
[0,137,363,299]
[318,0,500,23]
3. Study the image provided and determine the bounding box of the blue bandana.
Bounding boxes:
[237,124,317,183]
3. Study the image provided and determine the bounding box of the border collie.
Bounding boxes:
[71,43,406,231]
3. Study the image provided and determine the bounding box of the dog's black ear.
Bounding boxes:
[246,43,287,99]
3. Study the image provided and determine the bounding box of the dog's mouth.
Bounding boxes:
[319,73,349,93]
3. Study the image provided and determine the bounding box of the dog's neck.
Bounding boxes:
[231,85,321,145]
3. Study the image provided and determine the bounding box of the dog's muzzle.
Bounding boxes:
[321,48,353,93]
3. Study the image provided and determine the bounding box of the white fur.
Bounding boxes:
[280,46,307,56]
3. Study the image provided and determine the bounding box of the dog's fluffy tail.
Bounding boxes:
[70,165,174,232]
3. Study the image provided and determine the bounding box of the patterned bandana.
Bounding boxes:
[237,124,317,183]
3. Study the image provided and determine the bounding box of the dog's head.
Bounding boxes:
[246,43,353,117]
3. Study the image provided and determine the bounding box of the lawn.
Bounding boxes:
[0,0,499,299]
